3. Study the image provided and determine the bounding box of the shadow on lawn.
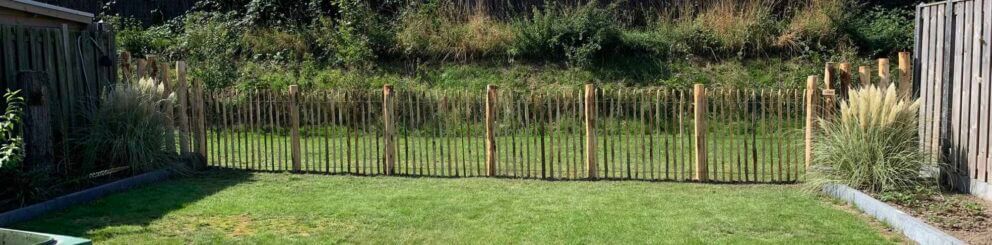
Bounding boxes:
[12,170,252,238]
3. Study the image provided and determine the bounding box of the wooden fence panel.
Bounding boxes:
[916,0,992,194]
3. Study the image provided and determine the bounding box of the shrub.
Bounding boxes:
[845,5,914,57]
[108,15,176,57]
[313,17,377,69]
[241,28,310,63]
[809,85,931,193]
[510,0,621,67]
[0,90,53,209]
[176,12,244,89]
[78,78,177,174]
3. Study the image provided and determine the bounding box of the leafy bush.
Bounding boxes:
[845,5,914,57]
[78,78,177,173]
[108,16,176,57]
[0,90,24,169]
[241,28,310,63]
[510,0,621,67]
[176,12,244,89]
[313,17,377,69]
[809,85,931,193]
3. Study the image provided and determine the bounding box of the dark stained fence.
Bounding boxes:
[915,0,991,191]
[0,23,117,174]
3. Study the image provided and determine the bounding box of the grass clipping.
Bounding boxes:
[808,85,932,193]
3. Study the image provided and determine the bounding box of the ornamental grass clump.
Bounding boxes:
[79,78,177,173]
[809,85,931,193]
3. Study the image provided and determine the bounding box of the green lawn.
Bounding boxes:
[15,171,897,244]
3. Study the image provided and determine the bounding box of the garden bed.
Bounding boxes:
[877,190,992,244]
[12,170,901,243]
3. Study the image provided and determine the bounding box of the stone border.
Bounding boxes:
[0,169,171,227]
[823,184,964,245]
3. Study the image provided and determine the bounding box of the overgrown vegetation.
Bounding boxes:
[808,85,931,193]
[106,0,917,90]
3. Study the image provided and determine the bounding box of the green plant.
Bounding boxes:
[845,5,913,57]
[510,0,621,67]
[176,12,244,89]
[808,85,931,193]
[78,78,177,174]
[777,0,851,54]
[108,16,176,57]
[0,90,24,169]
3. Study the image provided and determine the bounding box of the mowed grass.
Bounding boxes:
[15,171,897,244]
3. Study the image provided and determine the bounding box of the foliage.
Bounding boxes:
[108,16,175,57]
[808,85,931,193]
[0,90,24,169]
[175,12,243,89]
[510,0,622,67]
[78,78,177,174]
[313,17,377,69]
[844,5,914,57]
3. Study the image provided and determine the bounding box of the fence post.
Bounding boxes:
[485,85,498,177]
[159,61,176,154]
[693,84,707,181]
[823,63,836,117]
[838,62,852,99]
[584,84,597,179]
[898,52,912,98]
[120,52,132,82]
[382,85,396,175]
[289,85,302,172]
[190,65,208,169]
[176,62,191,155]
[805,76,819,169]
[858,66,871,87]
[878,58,891,88]
[136,58,147,79]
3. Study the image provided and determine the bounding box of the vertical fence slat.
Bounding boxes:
[693,84,707,181]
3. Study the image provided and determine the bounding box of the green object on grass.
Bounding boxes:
[0,228,91,245]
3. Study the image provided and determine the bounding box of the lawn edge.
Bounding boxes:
[0,169,172,227]
[823,184,964,245]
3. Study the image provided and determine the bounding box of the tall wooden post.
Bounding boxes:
[858,66,871,87]
[584,84,597,179]
[136,58,147,79]
[159,61,176,154]
[176,62,191,155]
[805,76,819,169]
[838,62,852,99]
[693,84,707,181]
[120,52,133,82]
[898,52,912,98]
[289,85,302,172]
[878,58,891,88]
[382,85,396,175]
[823,63,836,117]
[191,68,208,169]
[485,85,498,177]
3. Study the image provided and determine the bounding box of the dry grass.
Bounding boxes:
[396,1,514,61]
[776,0,849,51]
[695,0,778,54]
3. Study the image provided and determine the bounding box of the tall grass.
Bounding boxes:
[396,1,514,61]
[809,85,930,193]
[695,0,778,56]
[78,78,177,174]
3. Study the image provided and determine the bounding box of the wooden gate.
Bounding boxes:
[914,0,991,197]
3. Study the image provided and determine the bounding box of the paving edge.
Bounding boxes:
[0,169,171,227]
[823,184,965,245]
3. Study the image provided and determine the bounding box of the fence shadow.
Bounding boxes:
[11,170,252,237]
